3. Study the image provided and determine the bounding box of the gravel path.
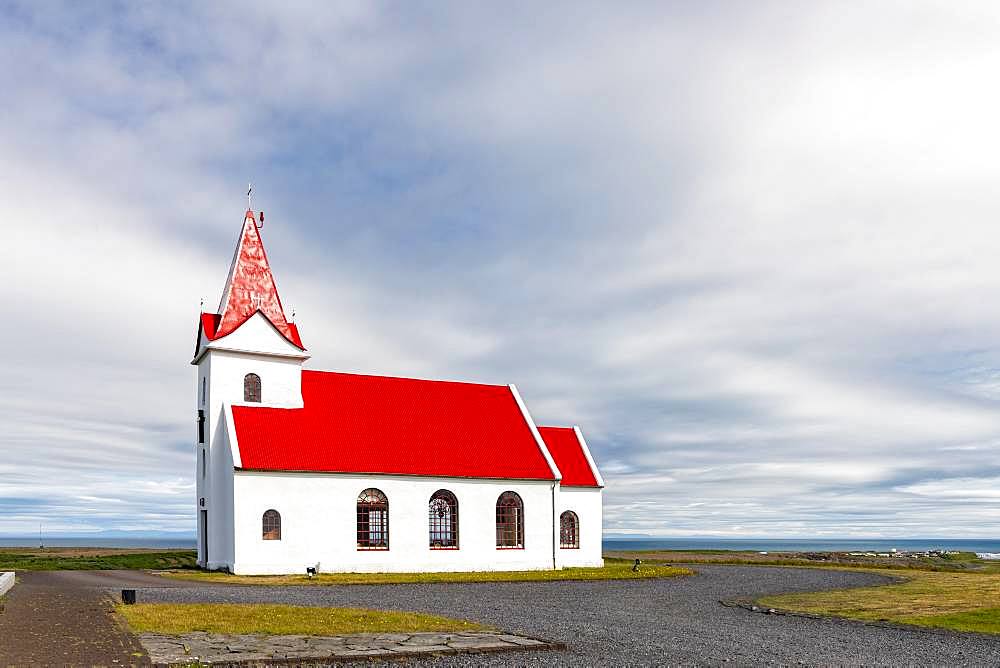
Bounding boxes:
[135,565,1000,666]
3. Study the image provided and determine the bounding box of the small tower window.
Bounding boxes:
[357,488,389,550]
[201,377,206,406]
[262,509,281,540]
[429,490,459,549]
[496,491,524,549]
[560,511,580,549]
[244,373,261,402]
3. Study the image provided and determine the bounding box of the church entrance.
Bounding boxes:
[200,510,208,564]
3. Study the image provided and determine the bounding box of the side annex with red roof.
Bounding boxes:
[193,208,603,575]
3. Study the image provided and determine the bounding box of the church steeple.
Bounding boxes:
[211,209,304,349]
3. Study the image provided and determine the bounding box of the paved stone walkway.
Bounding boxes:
[139,630,558,665]
[0,571,150,666]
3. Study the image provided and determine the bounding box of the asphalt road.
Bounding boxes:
[130,565,1000,666]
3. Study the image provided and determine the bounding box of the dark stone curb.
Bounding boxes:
[147,632,565,667]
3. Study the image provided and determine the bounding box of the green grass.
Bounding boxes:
[669,558,973,572]
[937,551,981,563]
[161,561,691,586]
[118,602,489,636]
[605,550,1000,573]
[906,608,1000,634]
[758,570,1000,634]
[0,550,197,571]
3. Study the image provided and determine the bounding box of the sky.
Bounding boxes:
[2,1,1000,539]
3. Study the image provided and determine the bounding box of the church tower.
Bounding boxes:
[191,208,309,568]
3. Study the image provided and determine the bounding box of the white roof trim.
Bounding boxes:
[223,402,242,469]
[191,311,310,364]
[508,384,562,481]
[573,425,605,488]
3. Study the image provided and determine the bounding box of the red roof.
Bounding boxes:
[538,426,600,487]
[199,210,304,350]
[231,370,559,481]
[199,311,303,349]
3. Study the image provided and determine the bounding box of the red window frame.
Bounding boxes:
[560,510,579,549]
[262,509,281,540]
[495,491,524,549]
[357,488,389,550]
[429,490,459,549]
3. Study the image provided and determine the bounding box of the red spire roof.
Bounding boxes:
[202,210,304,349]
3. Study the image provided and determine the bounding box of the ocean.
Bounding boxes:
[0,537,196,549]
[602,538,1000,554]
[2,536,999,554]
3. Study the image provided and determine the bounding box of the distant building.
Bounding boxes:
[193,209,604,574]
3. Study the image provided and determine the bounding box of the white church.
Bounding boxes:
[193,208,604,575]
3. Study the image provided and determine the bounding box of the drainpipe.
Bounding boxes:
[551,481,557,570]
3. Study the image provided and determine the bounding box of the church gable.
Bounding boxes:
[197,311,306,361]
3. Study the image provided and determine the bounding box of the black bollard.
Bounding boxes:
[121,589,137,605]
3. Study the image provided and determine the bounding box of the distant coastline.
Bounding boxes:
[602,537,1000,554]
[3,535,999,553]
[0,536,196,549]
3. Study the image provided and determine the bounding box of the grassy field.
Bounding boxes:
[608,549,1000,636]
[758,569,1000,634]
[0,548,197,571]
[118,602,488,635]
[160,561,691,585]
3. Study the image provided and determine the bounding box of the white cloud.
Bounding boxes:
[1,1,999,538]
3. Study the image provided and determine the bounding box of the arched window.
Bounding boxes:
[496,491,524,549]
[244,373,261,402]
[357,488,389,550]
[429,490,459,549]
[262,509,281,540]
[560,511,579,549]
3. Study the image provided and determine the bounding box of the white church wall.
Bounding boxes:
[195,354,211,567]
[196,315,307,569]
[556,486,604,567]
[229,472,559,575]
[205,351,304,410]
[206,418,236,570]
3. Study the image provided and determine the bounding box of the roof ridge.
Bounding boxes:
[303,368,509,389]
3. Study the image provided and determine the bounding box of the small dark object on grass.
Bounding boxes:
[306,564,319,578]
[632,559,641,572]
[121,589,136,605]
